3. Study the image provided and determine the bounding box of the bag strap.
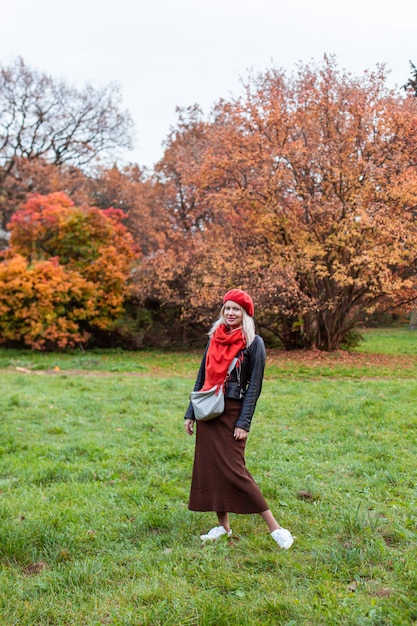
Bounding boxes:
[221,357,237,391]
[227,357,238,375]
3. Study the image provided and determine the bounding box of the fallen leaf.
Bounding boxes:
[297,490,314,500]
[23,562,47,575]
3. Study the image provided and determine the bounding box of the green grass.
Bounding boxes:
[0,328,417,624]
[354,326,417,355]
[0,347,201,375]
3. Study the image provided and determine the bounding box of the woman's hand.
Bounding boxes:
[185,419,195,435]
[234,427,248,440]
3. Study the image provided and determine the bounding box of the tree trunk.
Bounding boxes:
[409,308,417,330]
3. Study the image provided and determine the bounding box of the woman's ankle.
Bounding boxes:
[217,512,230,532]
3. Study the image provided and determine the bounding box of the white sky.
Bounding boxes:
[1,0,415,169]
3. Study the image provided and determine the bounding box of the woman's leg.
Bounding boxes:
[216,511,231,532]
[260,509,281,532]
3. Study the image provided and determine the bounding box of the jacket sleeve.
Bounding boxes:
[235,335,266,432]
[184,342,209,420]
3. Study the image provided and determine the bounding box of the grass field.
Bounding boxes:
[0,327,417,625]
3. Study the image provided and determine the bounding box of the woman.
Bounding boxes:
[184,289,294,549]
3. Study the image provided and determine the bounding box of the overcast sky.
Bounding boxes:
[1,0,415,169]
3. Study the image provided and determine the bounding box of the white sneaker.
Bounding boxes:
[200,526,232,541]
[271,527,294,549]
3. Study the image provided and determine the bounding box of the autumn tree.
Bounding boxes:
[127,106,229,344]
[136,57,417,350]
[0,57,134,235]
[0,192,138,349]
[90,165,169,257]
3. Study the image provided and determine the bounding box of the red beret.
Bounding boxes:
[223,289,254,317]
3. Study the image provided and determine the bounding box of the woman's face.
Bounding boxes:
[224,300,243,330]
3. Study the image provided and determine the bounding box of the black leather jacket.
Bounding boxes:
[184,335,266,432]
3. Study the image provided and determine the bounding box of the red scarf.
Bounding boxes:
[201,324,246,391]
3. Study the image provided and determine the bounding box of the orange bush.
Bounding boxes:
[0,192,139,349]
[0,254,96,349]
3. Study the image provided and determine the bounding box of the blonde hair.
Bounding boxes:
[209,303,256,347]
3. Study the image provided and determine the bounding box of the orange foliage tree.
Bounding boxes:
[0,192,138,349]
[136,57,417,350]
[0,254,97,350]
[91,165,169,257]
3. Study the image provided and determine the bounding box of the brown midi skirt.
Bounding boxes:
[188,399,269,514]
